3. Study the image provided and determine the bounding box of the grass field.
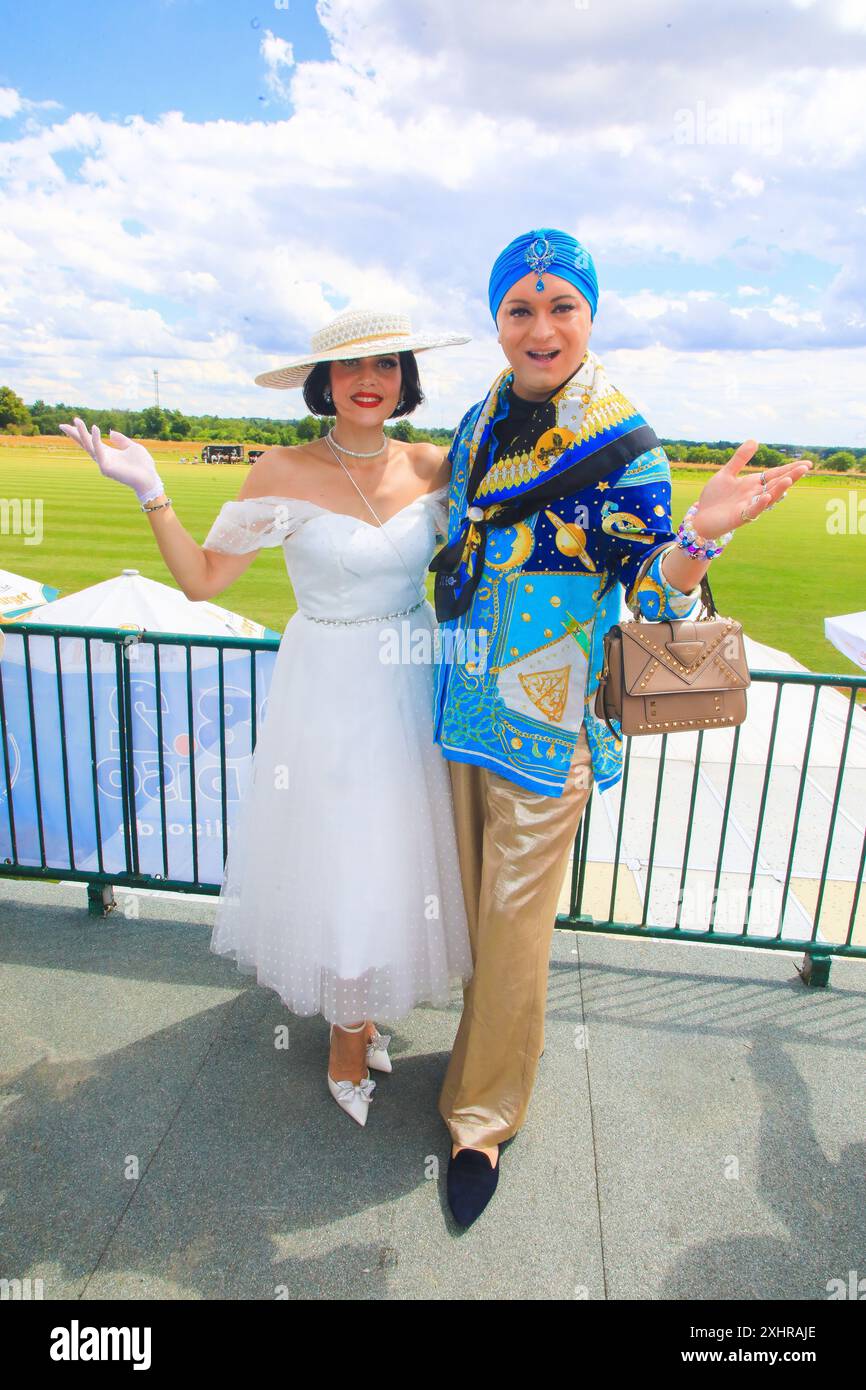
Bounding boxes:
[1,439,864,691]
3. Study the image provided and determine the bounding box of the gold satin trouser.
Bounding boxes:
[438,724,594,1148]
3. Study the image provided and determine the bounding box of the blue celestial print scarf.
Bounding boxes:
[429,354,667,621]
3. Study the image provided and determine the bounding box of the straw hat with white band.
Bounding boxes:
[254,309,471,390]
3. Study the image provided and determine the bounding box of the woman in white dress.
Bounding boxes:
[60,308,474,1127]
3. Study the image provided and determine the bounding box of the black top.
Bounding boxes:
[467,381,559,501]
[491,385,541,452]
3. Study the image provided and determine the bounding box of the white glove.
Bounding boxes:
[59,417,165,505]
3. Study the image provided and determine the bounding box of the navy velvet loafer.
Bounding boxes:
[447,1145,501,1228]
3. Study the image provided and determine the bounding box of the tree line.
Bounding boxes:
[1,385,864,471]
[0,388,453,449]
[663,440,866,473]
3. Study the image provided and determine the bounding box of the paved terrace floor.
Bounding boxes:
[0,877,863,1301]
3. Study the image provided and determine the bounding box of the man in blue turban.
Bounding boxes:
[488,226,600,323]
[430,226,810,1227]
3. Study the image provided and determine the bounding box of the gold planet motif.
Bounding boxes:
[544,509,597,571]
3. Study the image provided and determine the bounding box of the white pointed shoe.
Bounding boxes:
[328,1023,376,1126]
[366,1026,393,1074]
[327,1071,376,1126]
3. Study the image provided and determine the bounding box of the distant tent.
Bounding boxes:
[201,444,244,464]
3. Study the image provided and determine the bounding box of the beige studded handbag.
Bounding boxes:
[594,542,751,738]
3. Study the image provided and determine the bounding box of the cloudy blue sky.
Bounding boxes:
[1,0,865,445]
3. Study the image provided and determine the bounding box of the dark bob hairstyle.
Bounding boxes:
[302,350,424,419]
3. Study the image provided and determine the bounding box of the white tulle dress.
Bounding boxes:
[203,486,473,1025]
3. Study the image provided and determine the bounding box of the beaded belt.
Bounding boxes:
[299,597,426,627]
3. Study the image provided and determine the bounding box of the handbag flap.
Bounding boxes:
[620,619,750,694]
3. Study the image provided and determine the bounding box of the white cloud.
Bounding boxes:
[605,342,866,448]
[731,169,766,197]
[260,30,295,102]
[0,0,865,444]
[0,88,22,119]
[0,87,61,120]
[836,0,866,34]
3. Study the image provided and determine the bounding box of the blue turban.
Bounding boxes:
[488,227,599,324]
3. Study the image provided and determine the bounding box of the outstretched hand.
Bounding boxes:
[58,417,165,504]
[690,439,812,539]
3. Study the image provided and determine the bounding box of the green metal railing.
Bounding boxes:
[559,669,866,984]
[0,622,278,898]
[0,622,863,984]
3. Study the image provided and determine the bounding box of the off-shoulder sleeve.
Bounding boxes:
[203,496,323,553]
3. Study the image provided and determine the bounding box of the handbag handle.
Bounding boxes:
[625,541,717,621]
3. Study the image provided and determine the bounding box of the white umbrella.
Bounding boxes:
[0,567,59,620]
[23,568,278,639]
[824,611,866,673]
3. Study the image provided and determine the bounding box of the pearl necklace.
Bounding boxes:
[327,426,388,459]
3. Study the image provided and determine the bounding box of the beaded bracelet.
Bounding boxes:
[674,501,733,561]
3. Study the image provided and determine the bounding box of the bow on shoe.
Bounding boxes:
[366,1029,393,1074]
[332,1076,376,1102]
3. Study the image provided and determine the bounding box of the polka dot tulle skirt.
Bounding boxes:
[207,493,474,1025]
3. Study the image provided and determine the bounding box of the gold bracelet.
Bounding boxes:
[141,496,172,514]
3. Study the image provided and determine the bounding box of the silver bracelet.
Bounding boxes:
[141,496,172,513]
